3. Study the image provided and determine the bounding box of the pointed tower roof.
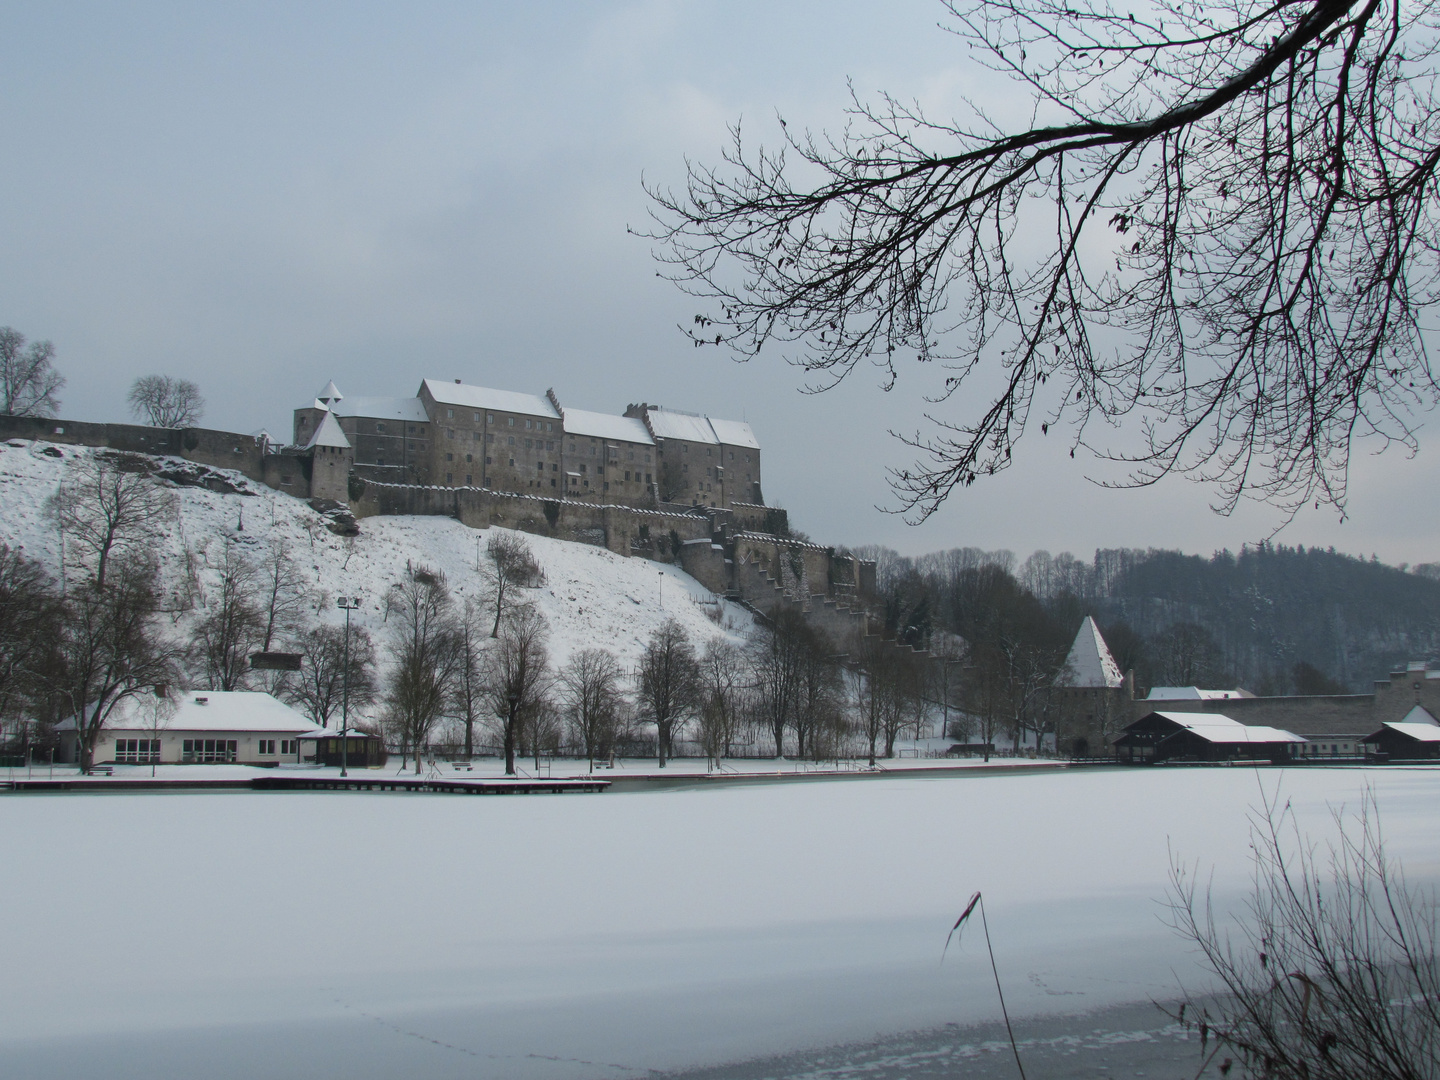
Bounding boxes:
[1062,616,1124,688]
[304,411,350,451]
[1399,704,1439,726]
[317,380,343,404]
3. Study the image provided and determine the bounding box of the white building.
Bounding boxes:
[56,690,323,766]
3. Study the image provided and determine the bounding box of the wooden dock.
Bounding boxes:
[0,775,609,795]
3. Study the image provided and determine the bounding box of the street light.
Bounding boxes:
[336,595,362,777]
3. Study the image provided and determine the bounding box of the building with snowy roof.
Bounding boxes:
[55,690,323,767]
[1361,705,1440,760]
[291,378,763,511]
[1114,711,1306,764]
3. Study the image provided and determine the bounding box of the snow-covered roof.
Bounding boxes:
[318,380,343,403]
[329,396,429,423]
[421,379,560,419]
[1146,711,1307,744]
[1369,722,1440,743]
[644,409,721,444]
[1062,616,1123,689]
[562,409,654,445]
[707,417,760,450]
[304,411,350,450]
[1146,686,1247,701]
[56,692,324,735]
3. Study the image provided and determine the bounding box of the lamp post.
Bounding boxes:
[506,690,519,776]
[337,595,362,777]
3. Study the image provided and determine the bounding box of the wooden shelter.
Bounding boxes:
[1362,706,1440,761]
[300,730,388,768]
[1114,711,1306,764]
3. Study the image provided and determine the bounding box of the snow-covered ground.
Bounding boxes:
[0,440,751,689]
[1,766,1435,1079]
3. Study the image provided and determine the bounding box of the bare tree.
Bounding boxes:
[190,543,263,691]
[484,532,543,637]
[484,604,550,775]
[793,630,843,760]
[50,555,177,773]
[747,607,811,757]
[558,647,625,770]
[384,564,463,774]
[287,624,377,729]
[0,545,63,723]
[128,375,204,428]
[0,327,64,417]
[636,619,700,767]
[451,598,489,758]
[49,453,175,589]
[695,638,745,767]
[1169,790,1438,1080]
[256,540,308,652]
[651,0,1440,523]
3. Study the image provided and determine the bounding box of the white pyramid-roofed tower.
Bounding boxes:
[318,380,343,404]
[1063,616,1124,688]
[304,410,350,450]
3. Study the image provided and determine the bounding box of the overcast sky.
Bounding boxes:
[1,1,1436,566]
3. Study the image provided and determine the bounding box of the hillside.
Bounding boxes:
[0,439,753,717]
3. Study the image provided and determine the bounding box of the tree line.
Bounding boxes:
[0,451,953,773]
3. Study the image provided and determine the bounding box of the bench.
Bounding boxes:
[451,761,474,772]
[90,765,114,776]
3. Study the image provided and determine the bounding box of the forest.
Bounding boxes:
[855,543,1440,696]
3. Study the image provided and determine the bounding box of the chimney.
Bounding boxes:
[454,378,461,384]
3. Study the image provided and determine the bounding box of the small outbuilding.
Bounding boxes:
[1362,705,1440,761]
[1114,711,1307,764]
[56,690,323,766]
[300,729,388,768]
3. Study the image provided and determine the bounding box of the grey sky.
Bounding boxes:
[1,1,1435,565]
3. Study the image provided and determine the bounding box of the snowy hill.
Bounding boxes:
[0,440,753,705]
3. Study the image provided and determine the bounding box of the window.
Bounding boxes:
[487,413,494,423]
[465,453,472,462]
[182,739,237,763]
[508,458,515,467]
[625,471,630,481]
[446,473,453,484]
[447,429,454,439]
[525,420,532,429]
[526,439,533,449]
[551,463,558,472]
[536,461,543,471]
[447,409,454,419]
[579,463,586,473]
[473,412,481,422]
[409,426,416,433]
[466,474,472,485]
[486,433,494,443]
[376,423,386,432]
[507,436,515,446]
[280,740,296,755]
[645,453,651,463]
[729,452,735,460]
[645,473,652,483]
[114,739,160,764]
[603,482,610,491]
[445,452,453,461]
[683,445,688,454]
[508,418,514,427]
[546,441,554,451]
[485,456,492,465]
[550,478,556,487]
[258,740,276,755]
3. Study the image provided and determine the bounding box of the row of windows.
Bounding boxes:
[182,739,238,763]
[115,739,160,763]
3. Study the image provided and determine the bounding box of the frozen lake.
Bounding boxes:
[2,766,1435,1078]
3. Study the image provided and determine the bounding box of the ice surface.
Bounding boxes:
[0,766,1435,1079]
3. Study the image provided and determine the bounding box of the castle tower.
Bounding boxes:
[1054,615,1133,758]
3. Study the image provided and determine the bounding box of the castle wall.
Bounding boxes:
[350,481,713,559]
[0,415,272,484]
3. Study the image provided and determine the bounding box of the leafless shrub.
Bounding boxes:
[1169,789,1439,1080]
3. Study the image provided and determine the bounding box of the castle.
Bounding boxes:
[291,379,765,511]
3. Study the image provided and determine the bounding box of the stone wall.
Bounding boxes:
[351,480,713,559]
[0,415,273,483]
